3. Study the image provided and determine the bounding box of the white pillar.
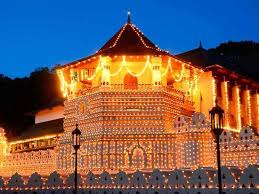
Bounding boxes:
[243,89,252,126]
[101,56,111,87]
[233,85,241,131]
[251,93,259,131]
[221,81,230,129]
[151,56,162,87]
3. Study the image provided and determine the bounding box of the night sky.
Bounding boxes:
[0,0,258,78]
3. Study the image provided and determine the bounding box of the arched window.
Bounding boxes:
[124,73,138,89]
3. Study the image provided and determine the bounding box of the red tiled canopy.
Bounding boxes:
[56,16,173,69]
[96,19,169,56]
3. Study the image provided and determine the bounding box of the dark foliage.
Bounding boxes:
[207,41,259,81]
[0,67,63,138]
[177,41,259,82]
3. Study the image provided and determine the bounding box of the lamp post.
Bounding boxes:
[209,103,224,194]
[72,124,82,194]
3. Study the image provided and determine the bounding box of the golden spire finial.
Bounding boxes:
[127,11,131,23]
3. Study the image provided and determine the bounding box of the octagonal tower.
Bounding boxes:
[56,16,203,174]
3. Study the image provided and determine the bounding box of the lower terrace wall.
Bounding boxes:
[0,165,257,194]
[0,188,258,194]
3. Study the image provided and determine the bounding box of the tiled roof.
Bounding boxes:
[176,46,209,68]
[96,20,169,56]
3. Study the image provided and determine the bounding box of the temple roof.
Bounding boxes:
[55,16,173,70]
[96,17,169,56]
[176,42,209,68]
[10,118,64,141]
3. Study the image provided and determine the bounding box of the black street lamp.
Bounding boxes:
[72,124,82,194]
[209,102,224,194]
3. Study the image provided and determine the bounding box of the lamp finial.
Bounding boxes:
[127,11,131,23]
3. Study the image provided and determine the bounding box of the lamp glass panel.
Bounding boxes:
[215,114,220,129]
[76,135,80,146]
[73,133,76,146]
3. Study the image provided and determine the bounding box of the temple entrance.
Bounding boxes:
[124,73,138,89]
[131,147,146,169]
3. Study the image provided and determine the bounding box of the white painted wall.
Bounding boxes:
[35,105,64,124]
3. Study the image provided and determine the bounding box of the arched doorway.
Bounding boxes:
[131,147,145,169]
[124,73,138,89]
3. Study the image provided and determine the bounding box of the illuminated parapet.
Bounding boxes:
[46,171,63,187]
[220,126,258,168]
[27,172,43,187]
[66,173,82,187]
[86,171,97,186]
[173,112,215,169]
[114,171,129,187]
[212,166,240,188]
[189,167,211,188]
[0,166,258,191]
[148,169,165,188]
[7,172,24,188]
[130,170,146,187]
[99,171,112,187]
[239,165,259,188]
[167,169,187,188]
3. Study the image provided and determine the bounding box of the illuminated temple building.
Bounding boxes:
[0,16,258,189]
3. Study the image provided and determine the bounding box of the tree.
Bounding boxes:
[0,67,63,138]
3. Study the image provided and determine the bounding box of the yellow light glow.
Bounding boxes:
[246,90,252,126]
[57,70,69,97]
[125,56,150,77]
[174,63,185,82]
[236,86,241,131]
[212,78,216,107]
[9,134,59,145]
[224,81,230,129]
